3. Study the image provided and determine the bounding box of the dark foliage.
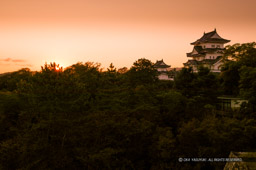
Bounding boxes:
[0,53,256,169]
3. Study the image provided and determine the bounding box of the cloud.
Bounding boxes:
[12,59,26,63]
[2,58,12,62]
[0,58,31,68]
[0,58,26,62]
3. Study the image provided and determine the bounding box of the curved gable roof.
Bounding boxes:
[154,59,171,68]
[191,29,230,45]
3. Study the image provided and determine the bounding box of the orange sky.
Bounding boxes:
[0,0,256,73]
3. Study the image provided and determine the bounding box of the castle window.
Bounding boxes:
[217,45,220,48]
[211,45,215,48]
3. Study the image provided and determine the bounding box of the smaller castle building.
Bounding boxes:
[154,60,173,80]
[184,29,230,72]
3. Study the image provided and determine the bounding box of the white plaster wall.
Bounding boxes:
[211,60,223,72]
[157,68,167,72]
[192,66,198,72]
[200,43,224,49]
[231,99,248,109]
[205,53,222,59]
[158,73,173,80]
[193,56,204,61]
[213,61,222,70]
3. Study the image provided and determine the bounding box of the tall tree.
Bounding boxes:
[174,67,196,97]
[220,42,256,95]
[128,58,158,87]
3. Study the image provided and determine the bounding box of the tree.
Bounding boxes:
[107,63,116,73]
[220,61,240,95]
[239,66,256,112]
[0,91,20,141]
[117,67,128,74]
[177,115,256,169]
[174,67,196,97]
[128,58,158,86]
[194,66,219,103]
[64,62,102,110]
[223,42,256,67]
[220,42,256,95]
[156,90,186,128]
[41,62,63,72]
[3,55,256,169]
[0,68,32,91]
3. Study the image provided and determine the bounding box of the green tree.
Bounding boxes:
[128,58,158,86]
[107,63,116,73]
[117,67,128,74]
[220,42,256,95]
[177,115,256,169]
[156,90,186,128]
[3,55,256,169]
[174,67,196,97]
[239,66,256,112]
[194,66,219,103]
[0,91,20,141]
[0,68,32,91]
[175,66,218,102]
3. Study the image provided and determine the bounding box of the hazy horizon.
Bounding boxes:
[1,0,256,73]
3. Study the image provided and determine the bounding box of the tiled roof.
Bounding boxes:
[184,56,222,66]
[184,59,200,66]
[194,46,203,52]
[186,53,204,57]
[224,152,256,170]
[191,29,230,45]
[187,46,224,57]
[154,59,170,68]
[202,48,224,53]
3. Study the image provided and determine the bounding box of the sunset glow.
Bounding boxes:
[0,0,256,73]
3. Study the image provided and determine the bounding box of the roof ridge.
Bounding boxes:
[191,29,230,45]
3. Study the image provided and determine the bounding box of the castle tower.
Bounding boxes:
[154,59,173,80]
[184,29,230,72]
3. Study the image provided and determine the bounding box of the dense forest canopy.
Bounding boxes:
[0,43,256,169]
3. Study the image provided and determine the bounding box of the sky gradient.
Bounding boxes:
[0,0,256,73]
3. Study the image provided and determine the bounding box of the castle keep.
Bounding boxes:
[184,29,230,72]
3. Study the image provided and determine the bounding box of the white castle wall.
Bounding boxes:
[200,43,224,49]
[205,53,222,59]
